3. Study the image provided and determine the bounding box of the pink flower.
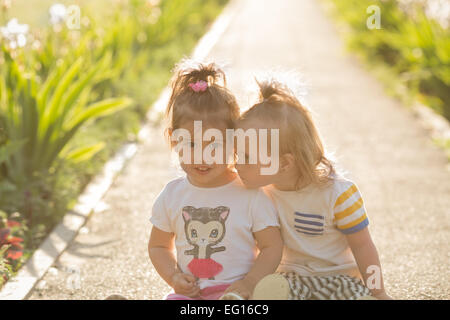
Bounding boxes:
[0,227,24,261]
[6,246,23,260]
[6,220,20,228]
[189,80,208,92]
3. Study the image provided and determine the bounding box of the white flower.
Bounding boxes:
[0,18,29,49]
[426,0,450,29]
[398,0,450,29]
[49,3,67,25]
[147,0,161,7]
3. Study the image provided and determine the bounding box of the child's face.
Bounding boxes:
[235,120,280,189]
[173,121,235,188]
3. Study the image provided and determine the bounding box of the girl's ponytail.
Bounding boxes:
[256,79,304,111]
[241,78,335,189]
[165,59,239,137]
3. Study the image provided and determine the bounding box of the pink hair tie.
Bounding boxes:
[189,80,208,92]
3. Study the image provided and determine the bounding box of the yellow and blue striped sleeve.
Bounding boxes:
[333,182,369,234]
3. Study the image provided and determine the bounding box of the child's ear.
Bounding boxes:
[182,206,195,221]
[182,210,191,221]
[216,206,230,221]
[280,153,295,172]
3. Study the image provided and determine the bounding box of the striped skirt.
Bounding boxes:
[253,272,373,300]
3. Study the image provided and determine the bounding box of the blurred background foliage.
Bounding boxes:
[0,0,227,284]
[323,0,450,121]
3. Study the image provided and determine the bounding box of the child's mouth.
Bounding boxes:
[194,166,212,175]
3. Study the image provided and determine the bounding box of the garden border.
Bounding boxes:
[413,103,450,144]
[0,0,238,300]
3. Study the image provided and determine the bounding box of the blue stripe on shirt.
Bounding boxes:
[296,229,322,236]
[338,218,369,234]
[294,212,324,220]
[294,218,324,227]
[294,225,324,233]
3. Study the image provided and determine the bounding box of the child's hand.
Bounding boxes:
[223,279,254,300]
[170,272,200,297]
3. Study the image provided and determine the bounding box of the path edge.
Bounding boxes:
[0,0,237,300]
[412,103,450,145]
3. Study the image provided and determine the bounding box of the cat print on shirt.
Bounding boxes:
[182,206,229,280]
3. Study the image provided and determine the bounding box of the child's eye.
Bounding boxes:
[210,229,218,238]
[191,229,197,238]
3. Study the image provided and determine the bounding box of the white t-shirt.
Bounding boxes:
[150,176,279,289]
[265,176,369,278]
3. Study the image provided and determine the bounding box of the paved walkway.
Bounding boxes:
[28,0,449,300]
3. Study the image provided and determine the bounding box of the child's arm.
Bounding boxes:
[223,226,283,299]
[346,228,392,299]
[148,226,200,297]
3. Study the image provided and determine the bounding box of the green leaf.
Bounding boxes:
[40,57,84,135]
[0,139,27,164]
[42,97,132,169]
[65,142,106,163]
[64,97,133,130]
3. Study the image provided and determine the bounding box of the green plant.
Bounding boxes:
[1,48,131,175]
[0,210,26,287]
[0,45,132,224]
[0,245,13,288]
[325,0,450,120]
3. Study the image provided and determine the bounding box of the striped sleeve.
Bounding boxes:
[333,181,369,234]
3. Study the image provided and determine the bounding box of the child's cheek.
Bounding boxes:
[180,163,194,175]
[237,165,259,185]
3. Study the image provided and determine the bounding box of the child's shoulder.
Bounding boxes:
[328,174,363,202]
[299,174,360,200]
[165,176,187,188]
[330,174,356,190]
[156,176,187,197]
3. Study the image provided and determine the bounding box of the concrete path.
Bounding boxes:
[28,0,449,300]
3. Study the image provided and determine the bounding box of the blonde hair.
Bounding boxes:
[165,60,240,139]
[240,79,335,190]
